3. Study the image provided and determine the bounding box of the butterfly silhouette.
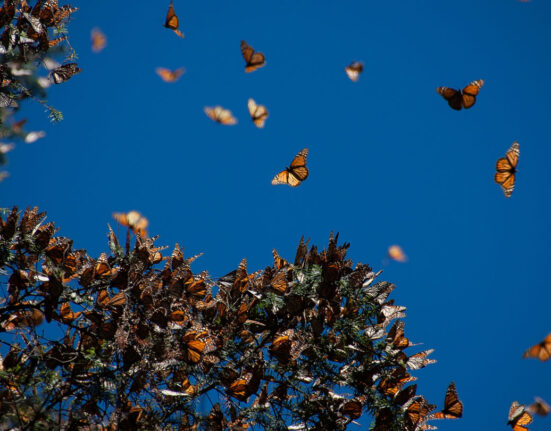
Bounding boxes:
[91,28,106,52]
[271,148,309,187]
[345,61,363,82]
[156,67,186,82]
[204,106,237,125]
[241,40,265,72]
[164,0,184,38]
[436,79,484,110]
[248,98,268,128]
[495,142,519,198]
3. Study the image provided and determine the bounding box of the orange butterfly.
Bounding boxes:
[240,40,265,72]
[345,61,363,82]
[436,79,484,110]
[508,401,533,431]
[523,332,551,361]
[271,148,309,187]
[156,67,186,82]
[247,98,268,128]
[91,27,106,52]
[388,245,407,262]
[495,142,519,198]
[164,0,184,38]
[433,382,463,419]
[112,210,149,237]
[204,106,237,125]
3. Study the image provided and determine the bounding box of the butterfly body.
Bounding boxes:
[271,148,309,187]
[436,79,484,110]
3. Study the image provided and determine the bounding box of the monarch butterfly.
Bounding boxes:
[51,63,80,84]
[523,332,551,361]
[91,27,106,52]
[182,330,207,363]
[508,401,533,431]
[240,40,265,73]
[113,210,149,237]
[495,142,519,198]
[204,106,237,125]
[433,382,463,419]
[247,98,268,128]
[164,0,184,38]
[436,79,484,110]
[271,148,309,187]
[528,397,550,417]
[156,67,186,82]
[388,245,407,262]
[405,397,436,429]
[345,61,363,82]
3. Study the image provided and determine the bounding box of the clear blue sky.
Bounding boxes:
[3,0,551,429]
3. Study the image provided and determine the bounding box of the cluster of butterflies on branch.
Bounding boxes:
[0,0,81,89]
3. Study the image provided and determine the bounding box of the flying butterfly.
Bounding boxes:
[495,142,519,198]
[204,106,237,125]
[523,332,551,361]
[433,382,463,419]
[436,79,484,110]
[156,67,186,82]
[388,245,407,262]
[271,148,309,187]
[240,40,265,73]
[247,98,268,128]
[508,401,533,431]
[164,0,184,38]
[91,27,106,52]
[112,210,149,237]
[345,61,363,82]
[51,63,80,84]
[528,397,550,417]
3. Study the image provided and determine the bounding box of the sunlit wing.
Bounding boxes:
[247,98,268,128]
[240,40,265,72]
[345,61,363,82]
[204,106,237,125]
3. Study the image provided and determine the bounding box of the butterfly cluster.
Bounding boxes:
[0,0,79,179]
[0,206,461,430]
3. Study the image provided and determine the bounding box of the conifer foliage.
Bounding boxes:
[0,0,79,179]
[0,207,454,430]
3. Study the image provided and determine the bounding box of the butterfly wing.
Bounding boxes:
[289,148,309,182]
[271,170,291,186]
[461,79,484,109]
[505,141,520,168]
[204,106,237,125]
[51,63,80,84]
[436,87,462,110]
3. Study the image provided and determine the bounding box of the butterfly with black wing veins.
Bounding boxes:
[432,382,463,420]
[436,79,484,110]
[240,40,265,73]
[271,148,309,187]
[494,142,519,198]
[51,63,80,84]
[523,332,551,361]
[164,0,184,38]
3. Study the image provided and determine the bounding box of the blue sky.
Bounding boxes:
[2,0,551,429]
